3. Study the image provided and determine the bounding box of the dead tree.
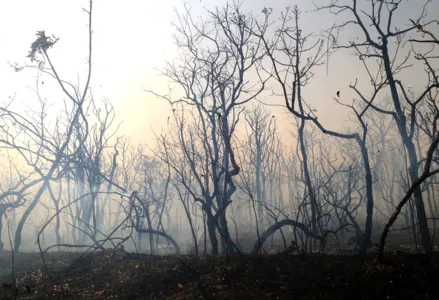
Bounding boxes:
[317,0,439,253]
[148,2,269,255]
[258,5,375,253]
[5,1,94,252]
[242,105,279,231]
[74,98,120,243]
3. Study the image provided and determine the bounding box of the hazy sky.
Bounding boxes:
[0,0,438,145]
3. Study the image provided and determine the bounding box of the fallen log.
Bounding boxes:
[251,219,326,255]
[135,228,180,255]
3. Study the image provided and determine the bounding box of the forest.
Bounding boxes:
[0,0,438,299]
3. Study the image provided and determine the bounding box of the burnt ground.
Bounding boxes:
[0,246,437,300]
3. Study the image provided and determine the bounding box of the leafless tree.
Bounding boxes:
[4,1,94,251]
[257,5,375,253]
[241,105,279,231]
[148,2,269,255]
[317,0,439,253]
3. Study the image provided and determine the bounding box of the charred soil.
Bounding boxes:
[0,249,437,300]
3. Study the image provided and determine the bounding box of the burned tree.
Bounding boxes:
[241,105,280,231]
[148,3,269,255]
[317,0,439,253]
[257,5,376,253]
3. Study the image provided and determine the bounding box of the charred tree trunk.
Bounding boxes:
[206,210,218,256]
[356,137,374,254]
[382,44,432,253]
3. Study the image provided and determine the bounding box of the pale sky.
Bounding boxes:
[0,0,438,145]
